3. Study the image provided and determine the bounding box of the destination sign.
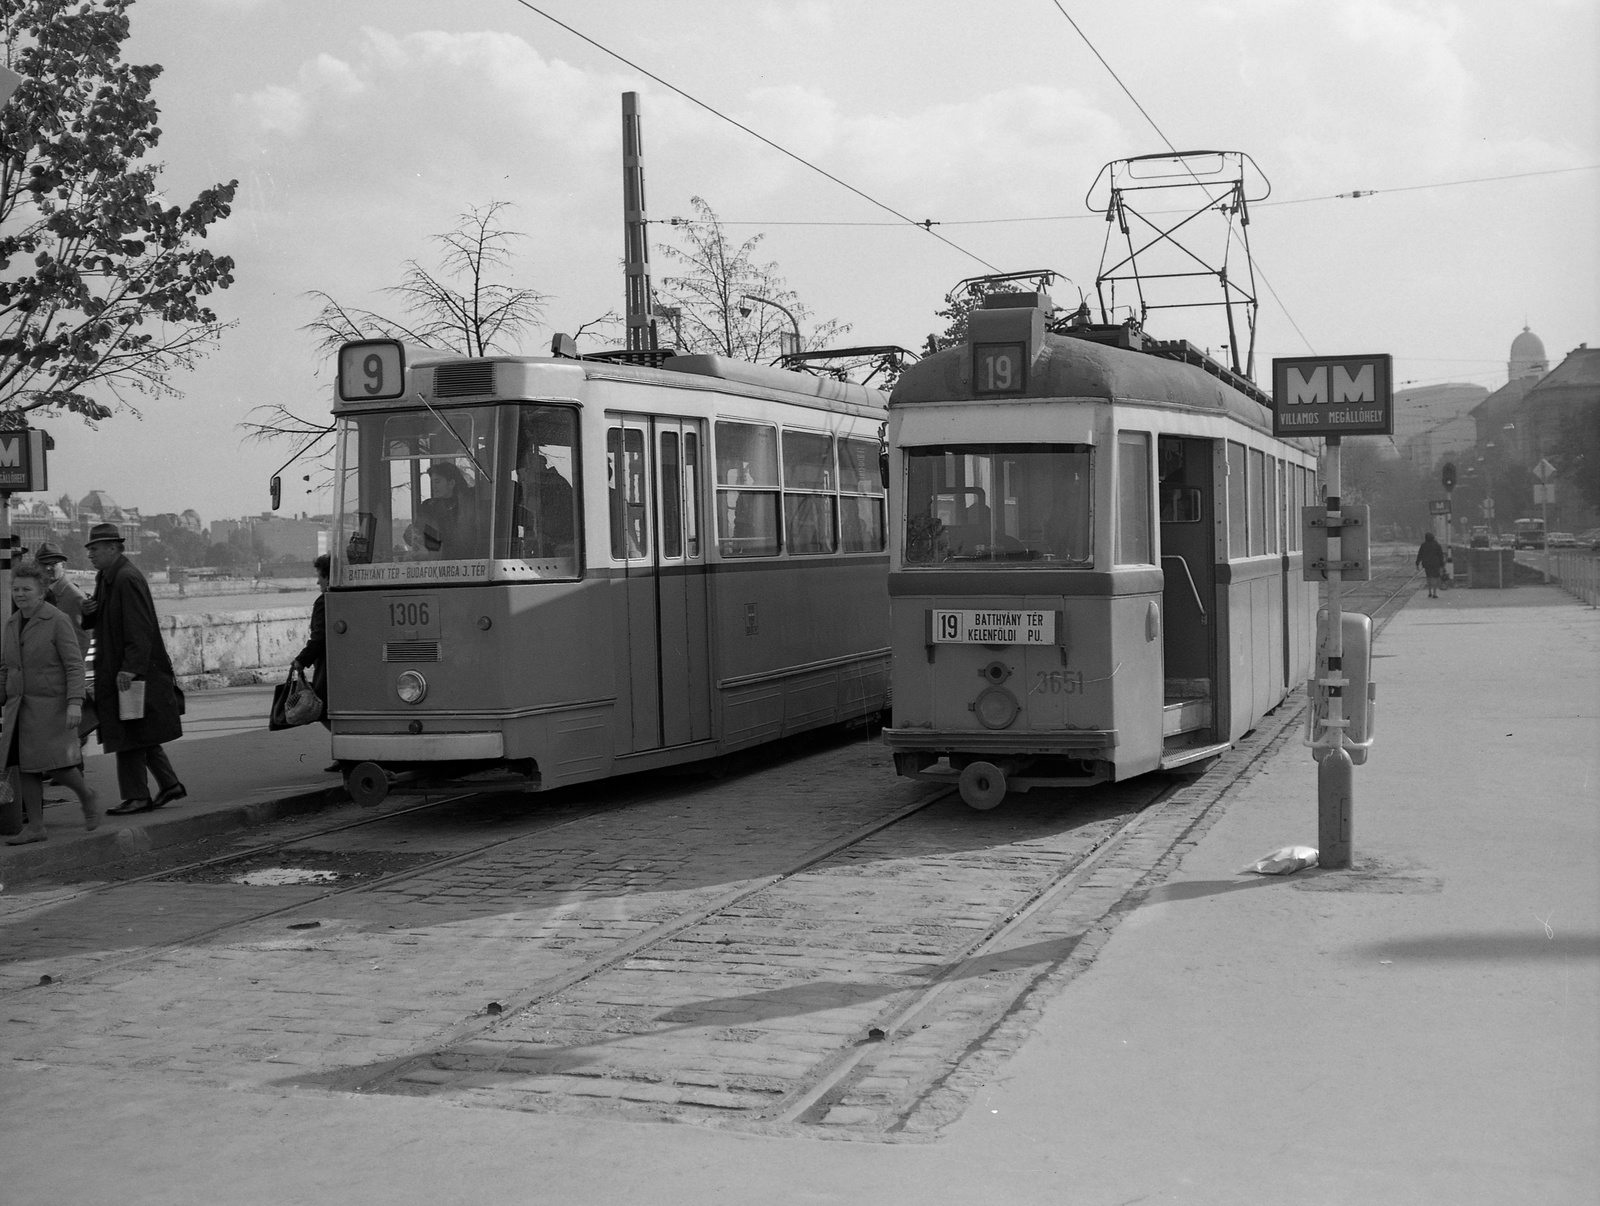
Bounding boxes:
[931,609,1056,645]
[1271,354,1393,437]
[343,559,490,586]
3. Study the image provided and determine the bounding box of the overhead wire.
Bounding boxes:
[667,164,1600,227]
[506,0,1000,272]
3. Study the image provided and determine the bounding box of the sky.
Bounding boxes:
[27,0,1600,524]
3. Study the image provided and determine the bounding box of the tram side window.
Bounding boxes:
[1115,431,1153,566]
[1226,441,1248,558]
[782,430,837,555]
[608,427,649,560]
[715,421,780,557]
[505,404,578,571]
[1248,448,1266,556]
[838,436,886,553]
[1271,458,1284,555]
[904,444,1091,567]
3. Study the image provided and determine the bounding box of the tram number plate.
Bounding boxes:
[931,609,1055,645]
[384,594,440,638]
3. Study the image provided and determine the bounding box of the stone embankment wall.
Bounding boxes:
[165,608,309,688]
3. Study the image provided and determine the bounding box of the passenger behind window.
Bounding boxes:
[513,451,575,558]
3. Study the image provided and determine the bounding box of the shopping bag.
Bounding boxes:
[270,668,321,731]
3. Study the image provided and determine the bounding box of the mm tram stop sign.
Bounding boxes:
[1271,354,1392,871]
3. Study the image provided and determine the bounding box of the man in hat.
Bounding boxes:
[34,541,90,659]
[80,523,187,814]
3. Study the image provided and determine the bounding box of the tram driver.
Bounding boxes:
[405,461,483,560]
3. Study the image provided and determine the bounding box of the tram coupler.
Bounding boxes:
[957,758,1030,811]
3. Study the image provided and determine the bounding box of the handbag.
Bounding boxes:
[271,668,322,730]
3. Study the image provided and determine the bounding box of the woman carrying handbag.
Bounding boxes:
[2,558,102,844]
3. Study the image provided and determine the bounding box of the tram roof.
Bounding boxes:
[891,331,1284,436]
[335,346,887,419]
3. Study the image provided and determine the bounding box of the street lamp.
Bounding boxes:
[739,294,801,359]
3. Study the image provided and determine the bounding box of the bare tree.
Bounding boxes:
[245,202,551,447]
[303,201,547,358]
[658,197,847,362]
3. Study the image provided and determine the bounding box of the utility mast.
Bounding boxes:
[621,92,657,352]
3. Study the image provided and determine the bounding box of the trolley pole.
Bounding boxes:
[1318,436,1353,868]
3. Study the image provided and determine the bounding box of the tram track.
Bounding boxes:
[282,701,1309,1137]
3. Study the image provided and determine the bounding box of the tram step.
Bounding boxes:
[1162,697,1211,736]
[1160,739,1232,771]
[1163,677,1210,703]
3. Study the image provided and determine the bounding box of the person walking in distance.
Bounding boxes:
[289,553,336,772]
[80,523,187,814]
[1416,531,1447,599]
[1,558,102,843]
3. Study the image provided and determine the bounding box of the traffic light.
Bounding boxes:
[1441,462,1457,491]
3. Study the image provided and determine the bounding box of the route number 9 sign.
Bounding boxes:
[974,342,1027,395]
[338,339,407,401]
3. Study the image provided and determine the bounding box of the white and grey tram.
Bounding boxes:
[325,340,891,805]
[884,292,1320,808]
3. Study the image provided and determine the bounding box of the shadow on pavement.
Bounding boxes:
[1356,932,1600,961]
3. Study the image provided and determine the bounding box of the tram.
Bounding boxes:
[883,290,1320,809]
[324,339,891,805]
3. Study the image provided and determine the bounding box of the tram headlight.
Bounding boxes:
[395,670,428,705]
[972,686,1020,730]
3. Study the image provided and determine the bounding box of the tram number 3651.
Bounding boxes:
[1031,670,1084,695]
[388,601,432,627]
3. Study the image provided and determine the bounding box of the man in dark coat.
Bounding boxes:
[1416,531,1448,598]
[80,523,187,813]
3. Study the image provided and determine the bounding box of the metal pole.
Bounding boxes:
[1318,436,1353,868]
[0,491,9,624]
[1444,485,1454,583]
[1542,495,1550,583]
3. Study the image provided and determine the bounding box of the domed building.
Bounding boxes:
[1508,326,1548,381]
[1472,326,1551,449]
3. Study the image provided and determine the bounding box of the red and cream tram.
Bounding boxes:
[325,340,891,805]
[884,291,1320,808]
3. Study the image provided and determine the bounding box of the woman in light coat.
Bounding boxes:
[2,558,101,844]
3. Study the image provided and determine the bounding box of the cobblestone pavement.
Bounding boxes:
[2,708,1304,1140]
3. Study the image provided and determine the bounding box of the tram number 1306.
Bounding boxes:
[384,594,440,637]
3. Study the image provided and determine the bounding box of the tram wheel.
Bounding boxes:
[958,761,1008,811]
[347,761,390,809]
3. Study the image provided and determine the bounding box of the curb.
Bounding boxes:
[0,782,350,888]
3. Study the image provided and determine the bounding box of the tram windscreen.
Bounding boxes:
[333,405,499,583]
[334,402,579,584]
[903,444,1092,566]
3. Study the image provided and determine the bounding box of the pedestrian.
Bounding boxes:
[34,541,90,658]
[80,522,188,815]
[1416,531,1447,598]
[1,558,102,844]
[289,553,337,772]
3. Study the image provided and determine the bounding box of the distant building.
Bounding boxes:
[1396,382,1487,470]
[71,486,141,553]
[253,514,323,562]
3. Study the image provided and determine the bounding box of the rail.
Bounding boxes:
[1546,551,1600,608]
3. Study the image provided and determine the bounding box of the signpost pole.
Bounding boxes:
[0,490,9,625]
[1318,437,1353,868]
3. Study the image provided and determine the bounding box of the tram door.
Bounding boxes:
[1157,436,1219,732]
[607,415,711,752]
